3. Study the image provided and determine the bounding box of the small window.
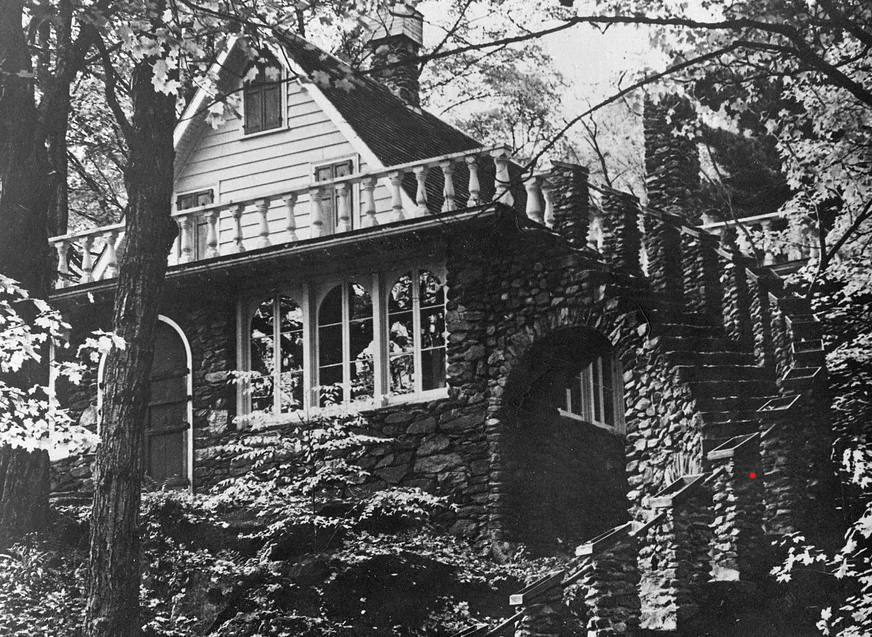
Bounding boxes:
[317,282,374,405]
[314,160,355,231]
[243,61,282,135]
[250,295,304,414]
[388,270,446,397]
[561,356,625,432]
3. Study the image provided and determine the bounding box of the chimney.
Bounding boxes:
[643,94,702,223]
[366,3,423,108]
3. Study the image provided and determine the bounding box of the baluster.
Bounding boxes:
[282,193,299,241]
[524,174,543,224]
[762,220,775,265]
[806,223,820,260]
[81,235,94,283]
[440,160,456,212]
[542,181,555,229]
[179,214,194,263]
[361,177,378,227]
[389,171,405,222]
[54,240,70,288]
[310,187,325,237]
[255,198,271,248]
[413,165,429,216]
[205,210,220,258]
[335,183,351,232]
[230,204,245,253]
[104,229,119,278]
[491,147,513,206]
[466,155,480,206]
[169,232,180,265]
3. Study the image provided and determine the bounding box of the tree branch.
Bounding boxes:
[96,39,133,145]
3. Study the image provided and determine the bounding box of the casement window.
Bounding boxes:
[560,356,625,432]
[176,189,215,259]
[314,159,355,232]
[387,269,446,397]
[250,294,305,414]
[243,62,283,135]
[317,282,374,405]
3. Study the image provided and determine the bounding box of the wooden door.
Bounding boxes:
[146,321,189,486]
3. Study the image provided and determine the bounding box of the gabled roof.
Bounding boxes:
[175,30,483,177]
[273,30,482,167]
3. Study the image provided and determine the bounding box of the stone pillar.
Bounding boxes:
[640,479,712,633]
[644,94,701,222]
[748,272,776,370]
[512,573,566,637]
[720,240,754,351]
[643,213,684,308]
[707,435,767,582]
[682,231,723,323]
[548,162,590,249]
[572,529,642,637]
[601,189,643,277]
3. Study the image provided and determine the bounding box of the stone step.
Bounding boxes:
[701,420,761,448]
[699,410,763,425]
[697,393,779,413]
[658,322,727,339]
[792,349,826,368]
[690,379,779,400]
[675,364,772,383]
[670,350,758,367]
[653,335,744,354]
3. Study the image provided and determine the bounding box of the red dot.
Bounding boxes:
[750,472,757,479]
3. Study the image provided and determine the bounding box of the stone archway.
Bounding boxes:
[491,325,630,556]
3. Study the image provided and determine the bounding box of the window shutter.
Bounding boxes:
[263,85,281,130]
[245,88,263,133]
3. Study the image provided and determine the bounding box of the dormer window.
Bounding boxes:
[243,61,282,135]
[560,356,625,432]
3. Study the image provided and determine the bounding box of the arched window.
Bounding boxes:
[318,282,374,405]
[243,55,282,134]
[388,269,446,396]
[561,355,625,432]
[250,295,304,414]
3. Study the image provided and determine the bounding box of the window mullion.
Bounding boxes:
[273,295,281,415]
[412,271,423,395]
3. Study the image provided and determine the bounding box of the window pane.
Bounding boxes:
[592,360,603,423]
[349,284,374,400]
[334,161,353,178]
[251,298,276,412]
[263,85,281,129]
[318,323,342,366]
[419,270,444,308]
[319,285,343,325]
[279,296,304,412]
[421,348,446,391]
[390,353,414,394]
[421,306,445,349]
[349,283,373,322]
[245,88,263,133]
[315,166,334,182]
[389,274,413,312]
[319,364,343,405]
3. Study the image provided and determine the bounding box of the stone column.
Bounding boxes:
[748,272,776,370]
[720,241,754,351]
[643,213,685,308]
[572,526,642,637]
[682,231,723,324]
[640,477,712,633]
[707,434,767,582]
[601,189,643,277]
[548,162,590,249]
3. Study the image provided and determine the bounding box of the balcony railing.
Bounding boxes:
[49,145,558,288]
[700,211,819,265]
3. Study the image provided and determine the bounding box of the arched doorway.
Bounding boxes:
[498,326,630,555]
[97,316,193,489]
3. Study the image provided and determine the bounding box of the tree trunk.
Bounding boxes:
[84,32,177,637]
[0,0,55,547]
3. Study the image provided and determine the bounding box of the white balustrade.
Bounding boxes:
[335,183,351,232]
[230,204,245,254]
[466,155,480,207]
[49,146,532,286]
[413,166,429,216]
[104,229,119,278]
[255,198,271,249]
[389,171,405,222]
[205,210,220,259]
[178,214,195,264]
[55,240,70,287]
[283,193,299,241]
[492,147,513,206]
[310,187,325,237]
[361,177,378,227]
[542,181,555,229]
[524,175,543,224]
[440,160,456,212]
